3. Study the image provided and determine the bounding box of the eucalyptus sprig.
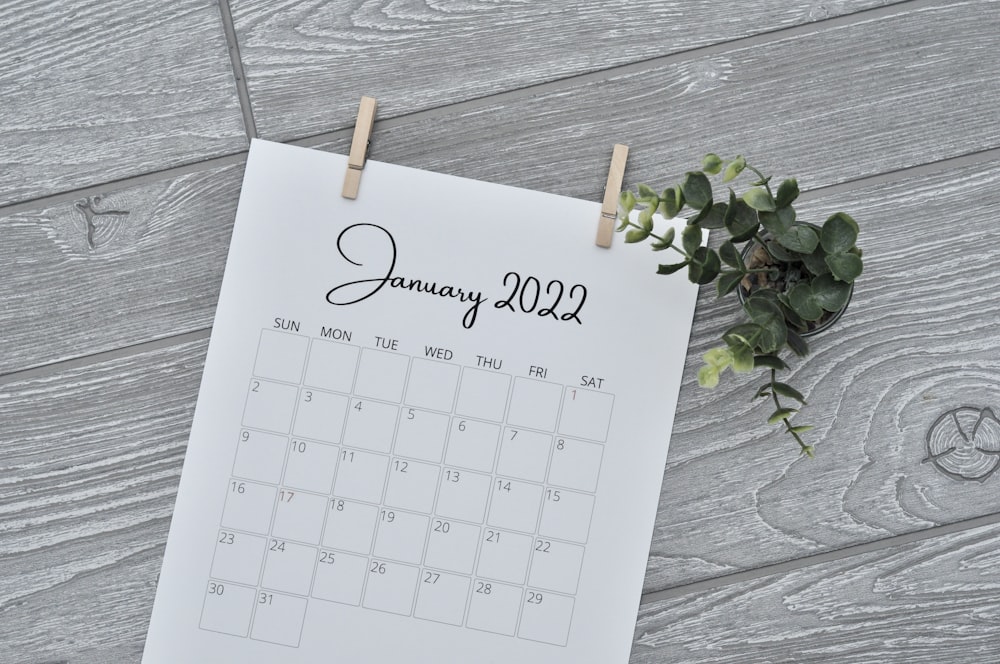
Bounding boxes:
[617,154,864,456]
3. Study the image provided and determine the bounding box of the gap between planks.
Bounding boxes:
[0,0,936,217]
[217,0,259,141]
[637,511,1000,606]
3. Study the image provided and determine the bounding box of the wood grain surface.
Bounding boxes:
[632,522,1000,663]
[230,0,902,141]
[0,164,245,374]
[5,1,998,376]
[643,158,1000,591]
[0,0,247,206]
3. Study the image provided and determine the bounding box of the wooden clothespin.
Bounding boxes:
[342,96,377,199]
[596,144,629,248]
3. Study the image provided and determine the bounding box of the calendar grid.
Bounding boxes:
[204,328,614,648]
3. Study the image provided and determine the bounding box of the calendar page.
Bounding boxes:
[142,139,701,663]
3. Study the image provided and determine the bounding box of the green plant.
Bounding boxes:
[616,154,863,456]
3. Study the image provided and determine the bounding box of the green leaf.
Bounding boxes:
[775,178,800,208]
[698,365,720,388]
[624,228,650,243]
[775,224,820,253]
[723,323,762,349]
[638,206,654,232]
[758,206,795,236]
[744,295,787,353]
[716,270,744,298]
[657,261,689,275]
[821,212,859,254]
[618,190,636,215]
[772,382,807,404]
[660,186,683,218]
[764,238,796,262]
[811,273,852,312]
[768,407,798,424]
[786,282,824,321]
[742,187,776,212]
[718,241,743,269]
[637,183,658,200]
[688,246,720,285]
[681,171,713,210]
[682,223,703,255]
[723,155,746,182]
[702,153,723,175]
[790,425,815,434]
[754,355,789,370]
[695,202,727,229]
[689,200,714,225]
[825,252,863,282]
[732,345,754,372]
[754,385,772,400]
[786,328,809,357]
[703,347,734,369]
[650,226,676,251]
[724,199,759,242]
[799,245,831,275]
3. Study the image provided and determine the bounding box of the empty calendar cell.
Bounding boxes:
[455,368,511,422]
[538,489,595,543]
[282,439,338,493]
[487,479,543,534]
[394,408,449,462]
[323,499,378,554]
[232,429,287,484]
[271,489,326,545]
[373,509,429,564]
[312,550,367,605]
[200,580,254,637]
[404,358,460,412]
[424,520,480,574]
[435,469,491,523]
[250,591,308,647]
[518,591,574,646]
[383,459,440,513]
[292,388,349,443]
[558,388,614,442]
[496,428,552,482]
[548,437,603,492]
[466,580,521,636]
[253,329,309,384]
[211,530,267,586]
[507,377,563,432]
[527,539,585,595]
[363,560,419,616]
[414,571,470,627]
[243,380,298,434]
[260,539,317,596]
[221,480,276,535]
[333,449,389,503]
[477,529,532,585]
[354,348,409,402]
[343,399,398,453]
[303,339,359,393]
[444,418,500,472]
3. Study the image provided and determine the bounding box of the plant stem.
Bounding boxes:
[745,164,773,198]
[769,368,811,455]
[623,219,689,259]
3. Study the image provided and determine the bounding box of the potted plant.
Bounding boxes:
[616,154,863,456]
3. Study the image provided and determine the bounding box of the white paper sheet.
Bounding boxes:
[141,139,700,663]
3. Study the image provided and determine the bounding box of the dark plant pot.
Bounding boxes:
[736,236,854,338]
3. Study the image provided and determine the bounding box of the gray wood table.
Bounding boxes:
[3,1,1000,661]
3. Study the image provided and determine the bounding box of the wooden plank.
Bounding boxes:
[0,0,247,206]
[632,523,1000,663]
[0,339,206,662]
[4,2,998,376]
[0,164,245,375]
[230,0,904,141]
[307,0,1000,200]
[643,158,1000,591]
